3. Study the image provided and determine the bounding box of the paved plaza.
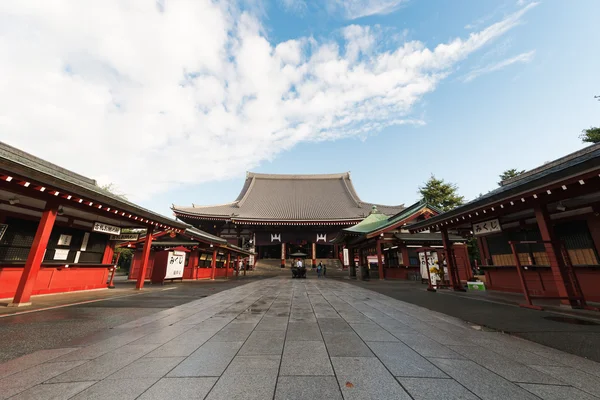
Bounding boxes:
[1,278,599,399]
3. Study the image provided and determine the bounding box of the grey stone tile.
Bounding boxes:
[280,341,333,376]
[49,344,160,382]
[141,325,194,344]
[430,358,539,400]
[145,329,215,357]
[286,322,322,341]
[239,330,285,356]
[530,365,600,396]
[322,332,373,357]
[367,341,447,378]
[275,376,342,400]
[106,357,183,379]
[331,357,411,400]
[398,377,479,400]
[518,383,598,400]
[469,337,560,366]
[339,312,375,324]
[70,378,159,400]
[209,322,256,342]
[0,348,79,379]
[289,313,317,323]
[255,316,288,331]
[449,345,562,384]
[350,323,398,342]
[8,381,96,400]
[205,356,280,400]
[396,333,464,358]
[0,360,85,400]
[318,318,352,333]
[168,341,243,377]
[138,377,218,399]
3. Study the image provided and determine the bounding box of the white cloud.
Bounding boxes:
[280,0,307,14]
[0,1,536,201]
[328,0,407,20]
[461,50,536,82]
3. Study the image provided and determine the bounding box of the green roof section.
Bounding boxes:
[343,206,389,233]
[341,200,438,236]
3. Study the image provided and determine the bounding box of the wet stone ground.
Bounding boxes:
[1,277,599,399]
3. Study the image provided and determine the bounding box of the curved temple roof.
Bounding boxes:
[173,172,405,222]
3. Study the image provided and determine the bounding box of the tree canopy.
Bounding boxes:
[580,127,600,144]
[498,168,525,186]
[100,183,128,200]
[418,175,464,212]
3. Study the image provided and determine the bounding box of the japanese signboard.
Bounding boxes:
[343,248,349,266]
[165,250,185,279]
[57,234,72,246]
[54,249,70,261]
[472,218,502,236]
[93,222,121,236]
[110,233,139,241]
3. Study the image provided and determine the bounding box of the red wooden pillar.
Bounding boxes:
[312,242,317,268]
[102,241,115,264]
[281,243,286,267]
[441,228,462,291]
[225,253,230,279]
[136,226,154,290]
[10,203,58,306]
[534,204,577,306]
[210,249,217,280]
[401,246,409,266]
[376,240,384,280]
[236,255,240,277]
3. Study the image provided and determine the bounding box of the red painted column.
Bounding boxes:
[534,204,577,306]
[401,246,410,267]
[236,255,240,277]
[102,241,115,264]
[312,242,316,268]
[281,243,286,267]
[376,240,384,280]
[210,249,217,280]
[136,226,154,290]
[225,253,230,279]
[10,203,58,306]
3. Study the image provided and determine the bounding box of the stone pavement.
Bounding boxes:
[1,278,599,399]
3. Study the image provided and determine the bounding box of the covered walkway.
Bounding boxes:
[0,278,598,399]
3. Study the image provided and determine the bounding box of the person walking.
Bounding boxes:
[323,263,327,277]
[317,263,322,278]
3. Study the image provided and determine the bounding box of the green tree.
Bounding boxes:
[580,127,600,144]
[498,168,525,186]
[418,175,464,212]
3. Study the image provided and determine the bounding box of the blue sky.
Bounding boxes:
[1,1,599,218]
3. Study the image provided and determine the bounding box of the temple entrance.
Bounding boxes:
[287,243,310,258]
[316,243,334,258]
[259,244,281,259]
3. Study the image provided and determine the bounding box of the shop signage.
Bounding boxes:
[343,248,349,266]
[57,234,72,246]
[316,233,327,242]
[271,233,281,242]
[54,249,70,261]
[0,224,8,241]
[110,233,139,241]
[473,218,502,236]
[93,222,121,236]
[81,232,90,251]
[165,250,185,279]
[419,251,442,281]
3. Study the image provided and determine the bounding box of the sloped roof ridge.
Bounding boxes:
[174,201,238,210]
[246,171,351,180]
[1,141,96,186]
[501,143,600,186]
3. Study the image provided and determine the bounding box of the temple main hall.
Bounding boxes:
[172,172,405,266]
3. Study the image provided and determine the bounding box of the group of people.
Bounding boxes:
[290,258,326,277]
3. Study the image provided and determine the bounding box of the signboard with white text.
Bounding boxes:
[57,234,72,246]
[93,222,121,236]
[54,249,70,261]
[165,251,185,279]
[473,219,502,236]
[110,233,139,241]
[343,248,349,266]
